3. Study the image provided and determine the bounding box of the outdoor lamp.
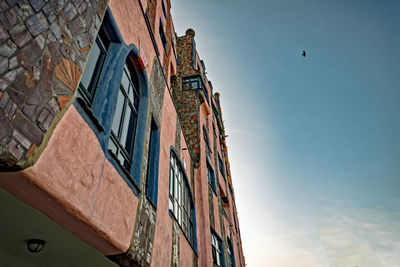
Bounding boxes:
[27,239,46,253]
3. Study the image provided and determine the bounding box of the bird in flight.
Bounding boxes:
[302,50,306,57]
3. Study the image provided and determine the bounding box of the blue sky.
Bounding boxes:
[172,1,400,266]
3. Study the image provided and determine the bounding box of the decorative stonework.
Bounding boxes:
[54,57,82,92]
[149,58,165,123]
[0,0,108,169]
[174,116,181,156]
[109,197,156,267]
[208,185,215,228]
[171,75,201,164]
[171,220,180,267]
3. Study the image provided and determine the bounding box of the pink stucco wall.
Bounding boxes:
[109,0,155,78]
[151,87,176,267]
[0,106,138,255]
[180,231,194,267]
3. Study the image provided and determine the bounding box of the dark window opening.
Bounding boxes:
[227,237,236,267]
[159,19,167,52]
[182,76,209,103]
[218,154,226,181]
[78,27,110,106]
[146,117,160,208]
[203,126,212,163]
[207,163,216,193]
[161,0,167,19]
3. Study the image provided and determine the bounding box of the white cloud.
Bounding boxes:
[318,203,400,267]
[241,200,400,267]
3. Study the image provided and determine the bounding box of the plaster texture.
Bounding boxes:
[0,106,138,255]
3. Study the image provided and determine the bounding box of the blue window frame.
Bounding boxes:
[211,231,225,267]
[203,126,212,164]
[182,76,209,103]
[169,148,197,249]
[207,162,216,193]
[74,8,150,196]
[218,154,226,181]
[78,29,109,106]
[146,117,160,207]
[159,19,167,52]
[161,0,167,19]
[227,237,236,267]
[108,61,140,173]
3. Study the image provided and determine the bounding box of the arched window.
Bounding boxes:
[108,60,140,173]
[75,8,151,195]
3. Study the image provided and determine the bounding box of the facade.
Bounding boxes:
[0,0,245,266]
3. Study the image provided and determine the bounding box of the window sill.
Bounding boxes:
[76,97,104,132]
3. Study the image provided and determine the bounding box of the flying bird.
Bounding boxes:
[302,50,306,57]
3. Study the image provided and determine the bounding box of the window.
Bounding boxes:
[161,0,167,19]
[227,238,235,267]
[169,150,196,247]
[203,126,211,163]
[159,19,167,52]
[78,26,110,106]
[182,76,209,103]
[108,61,140,174]
[207,162,216,193]
[146,118,160,207]
[74,8,150,194]
[211,232,224,267]
[218,154,226,181]
[182,76,201,90]
[200,60,206,72]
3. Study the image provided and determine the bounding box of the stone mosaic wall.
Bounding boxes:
[171,220,180,267]
[170,32,205,165]
[0,0,108,169]
[109,196,156,267]
[149,58,165,122]
[171,75,200,164]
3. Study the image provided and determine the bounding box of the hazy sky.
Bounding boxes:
[172,1,400,266]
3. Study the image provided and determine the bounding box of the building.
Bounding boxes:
[0,0,245,266]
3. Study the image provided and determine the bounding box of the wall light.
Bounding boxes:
[27,239,46,253]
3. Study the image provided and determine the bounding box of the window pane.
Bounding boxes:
[175,174,179,202]
[120,105,136,155]
[169,167,174,196]
[111,89,125,135]
[80,41,102,91]
[123,156,131,171]
[108,137,118,155]
[174,200,178,215]
[128,85,135,105]
[121,69,130,92]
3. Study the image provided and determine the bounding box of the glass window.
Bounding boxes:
[159,19,167,52]
[78,28,109,105]
[161,0,167,19]
[211,232,223,267]
[207,163,216,193]
[169,151,196,247]
[108,61,140,174]
[227,237,235,267]
[219,154,226,181]
[146,118,160,208]
[182,77,202,90]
